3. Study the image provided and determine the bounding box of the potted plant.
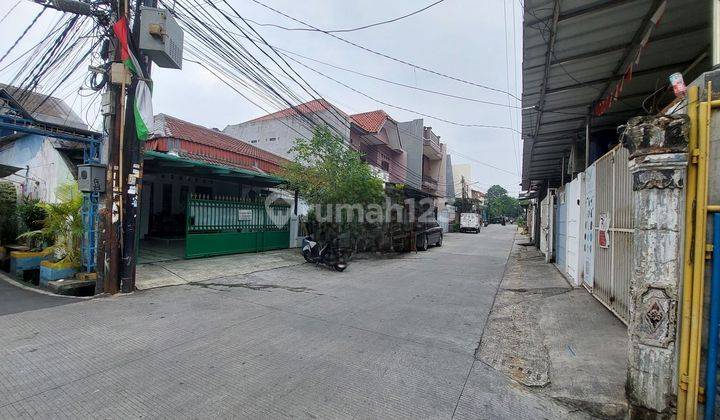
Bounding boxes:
[18,184,83,286]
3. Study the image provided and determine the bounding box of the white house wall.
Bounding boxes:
[223,110,350,160]
[564,174,585,287]
[0,134,75,202]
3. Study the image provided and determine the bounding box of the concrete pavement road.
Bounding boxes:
[0,225,586,419]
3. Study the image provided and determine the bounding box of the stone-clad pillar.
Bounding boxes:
[624,115,689,418]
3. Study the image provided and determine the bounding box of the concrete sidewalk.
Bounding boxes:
[477,235,628,418]
[136,248,303,290]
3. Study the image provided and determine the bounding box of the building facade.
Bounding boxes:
[0,85,92,202]
[223,99,349,160]
[223,101,456,213]
[453,164,471,198]
[349,110,405,185]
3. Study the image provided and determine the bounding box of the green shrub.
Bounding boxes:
[19,183,83,265]
[0,181,17,245]
[16,196,47,249]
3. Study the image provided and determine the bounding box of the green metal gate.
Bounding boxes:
[185,195,290,259]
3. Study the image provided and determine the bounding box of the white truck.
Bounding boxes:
[460,213,481,233]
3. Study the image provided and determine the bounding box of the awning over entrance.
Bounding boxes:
[521,0,710,191]
[143,150,285,187]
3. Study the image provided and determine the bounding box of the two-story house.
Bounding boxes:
[348,110,405,185]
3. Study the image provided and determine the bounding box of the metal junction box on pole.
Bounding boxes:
[138,7,184,69]
[78,164,107,193]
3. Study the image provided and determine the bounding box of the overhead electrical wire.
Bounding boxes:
[0,0,22,25]
[0,3,106,125]
[173,0,434,185]
[7,0,525,188]
[0,8,47,65]
[165,2,516,185]
[283,53,523,133]
[167,0,331,133]
[270,47,523,109]
[243,0,521,100]
[192,18,584,117]
[243,0,445,33]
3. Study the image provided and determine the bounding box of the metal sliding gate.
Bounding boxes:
[185,196,290,259]
[591,146,634,323]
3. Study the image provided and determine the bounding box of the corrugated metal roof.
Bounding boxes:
[0,83,87,130]
[521,0,709,190]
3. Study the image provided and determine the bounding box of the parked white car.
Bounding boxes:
[460,213,481,233]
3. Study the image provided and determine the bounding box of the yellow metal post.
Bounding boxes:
[678,85,699,420]
[686,81,712,420]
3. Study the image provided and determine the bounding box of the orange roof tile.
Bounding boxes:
[350,110,392,133]
[147,114,289,174]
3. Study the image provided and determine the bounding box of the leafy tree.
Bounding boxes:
[486,185,508,201]
[282,126,385,208]
[486,184,520,219]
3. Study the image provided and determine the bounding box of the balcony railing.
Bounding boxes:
[423,137,442,159]
[422,175,438,190]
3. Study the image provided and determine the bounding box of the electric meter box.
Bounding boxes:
[139,7,184,69]
[77,164,106,193]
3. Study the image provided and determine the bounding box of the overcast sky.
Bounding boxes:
[0,0,523,194]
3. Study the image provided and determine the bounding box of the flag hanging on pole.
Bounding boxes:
[113,16,153,141]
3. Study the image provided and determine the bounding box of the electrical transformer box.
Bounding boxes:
[139,7,184,69]
[77,164,106,193]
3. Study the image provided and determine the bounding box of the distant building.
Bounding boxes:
[453,164,472,198]
[471,189,486,206]
[445,154,455,201]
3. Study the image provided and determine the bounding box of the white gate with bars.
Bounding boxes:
[586,145,634,324]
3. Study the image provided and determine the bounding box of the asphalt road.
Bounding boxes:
[0,225,584,419]
[0,277,77,316]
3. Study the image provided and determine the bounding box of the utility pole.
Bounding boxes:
[119,0,157,293]
[36,0,178,294]
[461,176,467,200]
[99,1,128,295]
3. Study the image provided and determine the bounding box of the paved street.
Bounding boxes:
[0,278,78,317]
[0,225,584,419]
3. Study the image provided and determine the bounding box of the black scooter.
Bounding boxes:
[301,235,349,272]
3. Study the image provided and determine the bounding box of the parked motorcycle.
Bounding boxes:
[301,235,350,272]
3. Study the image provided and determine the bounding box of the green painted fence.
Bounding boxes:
[185,196,290,259]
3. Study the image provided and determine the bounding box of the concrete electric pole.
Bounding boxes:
[37,0,182,294]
